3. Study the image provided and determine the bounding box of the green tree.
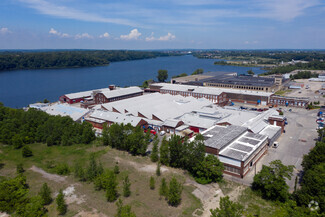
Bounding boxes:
[296,163,325,212]
[22,145,33,158]
[87,154,98,181]
[168,135,183,168]
[56,163,70,175]
[157,69,168,82]
[39,183,52,205]
[106,172,118,202]
[252,160,294,202]
[115,199,136,217]
[156,161,161,176]
[123,175,131,197]
[193,155,224,184]
[159,178,168,199]
[17,195,47,217]
[74,162,86,181]
[16,163,24,174]
[12,134,24,149]
[167,177,183,206]
[210,196,244,217]
[150,136,159,162]
[192,68,204,75]
[0,176,29,213]
[301,142,325,171]
[56,189,67,215]
[247,69,255,75]
[159,137,169,166]
[150,176,155,190]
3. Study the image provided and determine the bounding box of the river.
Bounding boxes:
[0,55,265,108]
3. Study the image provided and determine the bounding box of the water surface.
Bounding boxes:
[0,55,265,108]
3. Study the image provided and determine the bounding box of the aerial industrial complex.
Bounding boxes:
[30,72,319,178]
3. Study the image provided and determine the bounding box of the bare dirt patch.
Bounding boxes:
[115,156,169,174]
[0,212,10,217]
[29,165,66,183]
[73,209,108,217]
[186,179,224,217]
[62,184,86,205]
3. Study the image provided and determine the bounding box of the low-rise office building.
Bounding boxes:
[202,125,268,178]
[269,95,309,107]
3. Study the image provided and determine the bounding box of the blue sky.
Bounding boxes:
[0,0,325,49]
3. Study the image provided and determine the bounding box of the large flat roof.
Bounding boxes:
[202,125,248,150]
[242,109,279,133]
[64,86,142,100]
[219,131,268,161]
[41,103,90,121]
[151,83,273,97]
[100,86,143,99]
[152,83,224,95]
[87,110,145,127]
[200,75,275,87]
[177,106,259,129]
[101,93,212,122]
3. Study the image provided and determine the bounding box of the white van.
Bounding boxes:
[272,142,279,148]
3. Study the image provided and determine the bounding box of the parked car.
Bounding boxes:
[150,130,157,135]
[160,131,166,136]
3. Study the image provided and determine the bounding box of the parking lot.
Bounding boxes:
[225,107,318,191]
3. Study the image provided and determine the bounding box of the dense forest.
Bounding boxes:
[0,50,177,71]
[0,102,95,146]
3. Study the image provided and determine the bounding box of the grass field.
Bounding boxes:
[0,143,203,217]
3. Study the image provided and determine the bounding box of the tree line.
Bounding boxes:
[0,103,96,147]
[0,50,177,71]
[102,123,224,185]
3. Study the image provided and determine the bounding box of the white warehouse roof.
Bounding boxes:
[101,92,212,122]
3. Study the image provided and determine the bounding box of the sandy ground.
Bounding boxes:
[185,178,244,217]
[0,213,10,217]
[29,165,66,183]
[73,209,108,217]
[62,184,86,205]
[115,156,169,174]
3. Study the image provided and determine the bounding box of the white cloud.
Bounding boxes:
[19,0,138,27]
[49,28,59,35]
[252,0,321,21]
[49,28,70,38]
[0,27,11,34]
[99,32,110,38]
[145,32,176,41]
[120,29,141,40]
[244,40,259,44]
[75,33,93,39]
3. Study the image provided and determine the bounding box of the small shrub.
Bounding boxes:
[22,146,33,158]
[16,163,24,174]
[123,175,131,197]
[114,162,120,174]
[56,163,70,175]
